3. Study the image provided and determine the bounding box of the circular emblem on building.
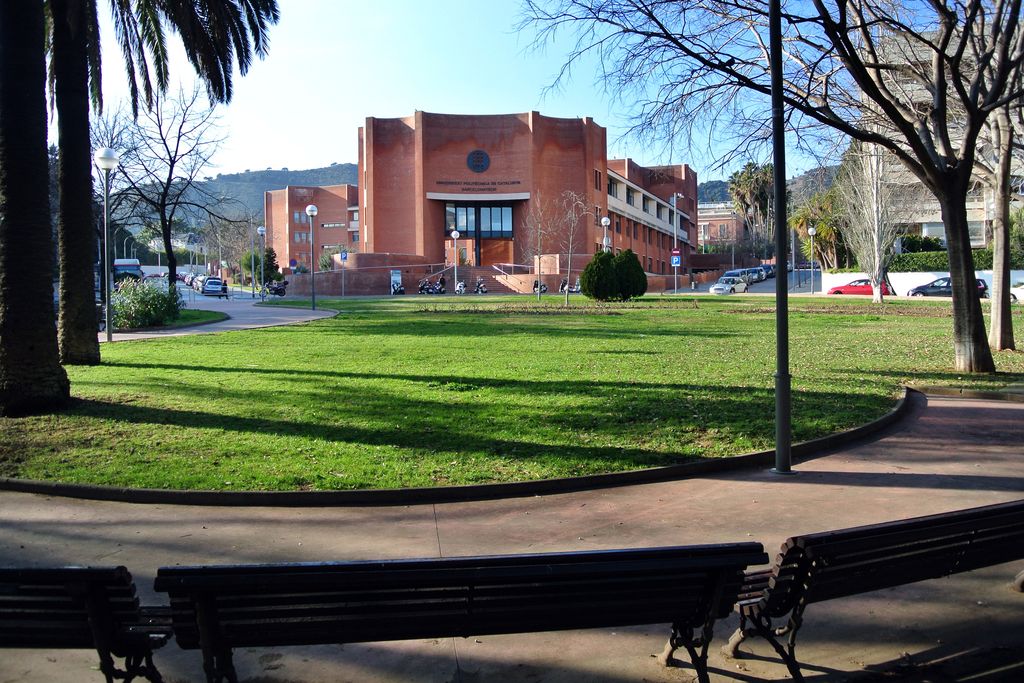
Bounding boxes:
[467,150,490,173]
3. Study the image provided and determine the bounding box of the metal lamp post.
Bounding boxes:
[249,218,256,298]
[807,227,817,295]
[93,147,119,342]
[256,226,266,302]
[451,230,460,292]
[600,216,611,252]
[305,204,318,310]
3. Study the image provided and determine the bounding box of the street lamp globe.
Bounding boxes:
[305,205,319,310]
[256,226,266,237]
[305,204,318,218]
[600,216,611,252]
[93,147,119,171]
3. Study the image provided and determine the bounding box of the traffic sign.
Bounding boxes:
[671,248,681,256]
[671,255,681,267]
[340,251,348,261]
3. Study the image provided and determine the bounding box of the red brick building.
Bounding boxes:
[267,112,698,291]
[358,111,697,273]
[264,184,358,271]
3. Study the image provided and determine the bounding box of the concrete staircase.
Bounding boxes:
[453,266,519,294]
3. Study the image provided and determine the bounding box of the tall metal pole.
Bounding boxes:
[260,232,266,302]
[672,194,679,292]
[250,218,255,298]
[102,168,113,342]
[770,0,793,475]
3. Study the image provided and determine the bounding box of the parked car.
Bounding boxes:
[201,277,228,298]
[827,279,895,296]
[723,269,751,284]
[1011,281,1024,304]
[761,265,776,278]
[907,277,988,298]
[746,267,766,282]
[710,276,748,295]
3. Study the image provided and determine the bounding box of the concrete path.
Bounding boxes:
[2,392,1023,682]
[99,292,336,342]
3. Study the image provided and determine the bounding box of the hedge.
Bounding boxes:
[888,247,1024,272]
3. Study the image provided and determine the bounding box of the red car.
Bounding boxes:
[828,278,894,296]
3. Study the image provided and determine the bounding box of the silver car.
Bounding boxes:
[710,277,748,295]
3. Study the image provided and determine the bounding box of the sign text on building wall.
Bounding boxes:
[436,179,524,193]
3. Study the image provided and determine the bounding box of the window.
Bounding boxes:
[647,257,653,271]
[595,243,602,253]
[594,169,601,191]
[353,211,359,222]
[445,202,512,239]
[352,231,359,243]
[626,188,635,206]
[656,205,664,220]
[293,211,300,224]
[718,223,727,239]
[615,218,621,234]
[642,197,650,213]
[633,223,638,239]
[607,178,618,198]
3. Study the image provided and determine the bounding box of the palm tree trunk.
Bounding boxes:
[940,189,996,373]
[52,0,101,364]
[0,1,71,415]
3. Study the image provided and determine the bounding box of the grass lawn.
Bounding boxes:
[3,295,1022,491]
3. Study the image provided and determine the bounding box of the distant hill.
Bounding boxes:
[697,180,730,203]
[201,163,358,219]
[787,165,839,204]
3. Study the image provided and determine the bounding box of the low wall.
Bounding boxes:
[288,253,442,296]
[820,270,1024,297]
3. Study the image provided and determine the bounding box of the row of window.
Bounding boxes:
[606,177,682,226]
[610,215,675,247]
[445,203,513,239]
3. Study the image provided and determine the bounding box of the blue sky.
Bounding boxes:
[88,1,791,183]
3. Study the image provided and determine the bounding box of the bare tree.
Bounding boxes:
[99,88,241,291]
[523,0,1024,372]
[974,98,1019,350]
[519,193,552,300]
[836,143,905,303]
[559,190,590,305]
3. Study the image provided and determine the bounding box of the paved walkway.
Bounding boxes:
[99,292,336,342]
[2,391,1022,682]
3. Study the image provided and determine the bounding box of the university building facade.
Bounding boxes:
[266,111,699,290]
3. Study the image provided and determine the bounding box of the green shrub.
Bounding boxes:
[112,279,183,329]
[613,249,647,300]
[899,235,945,253]
[580,251,618,301]
[889,247,1024,272]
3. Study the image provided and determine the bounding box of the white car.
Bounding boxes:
[710,276,748,295]
[201,277,228,298]
[1011,281,1024,304]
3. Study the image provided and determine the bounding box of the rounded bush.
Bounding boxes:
[580,251,618,301]
[112,279,183,329]
[613,249,647,301]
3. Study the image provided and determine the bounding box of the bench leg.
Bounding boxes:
[657,624,712,683]
[1013,570,1023,593]
[722,613,753,658]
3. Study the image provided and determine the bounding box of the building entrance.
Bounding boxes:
[444,202,514,266]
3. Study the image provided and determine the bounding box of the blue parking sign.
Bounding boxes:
[671,255,681,267]
[341,251,348,261]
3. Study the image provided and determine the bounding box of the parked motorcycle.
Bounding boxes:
[533,280,548,294]
[473,277,487,294]
[455,281,466,295]
[559,277,581,294]
[417,278,445,295]
[391,281,405,295]
[264,280,288,297]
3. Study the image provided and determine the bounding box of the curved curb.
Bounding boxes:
[115,311,230,334]
[0,389,916,508]
[908,385,1024,403]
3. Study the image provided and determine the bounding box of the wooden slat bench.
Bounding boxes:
[0,566,170,682]
[722,499,1024,681]
[155,543,768,683]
